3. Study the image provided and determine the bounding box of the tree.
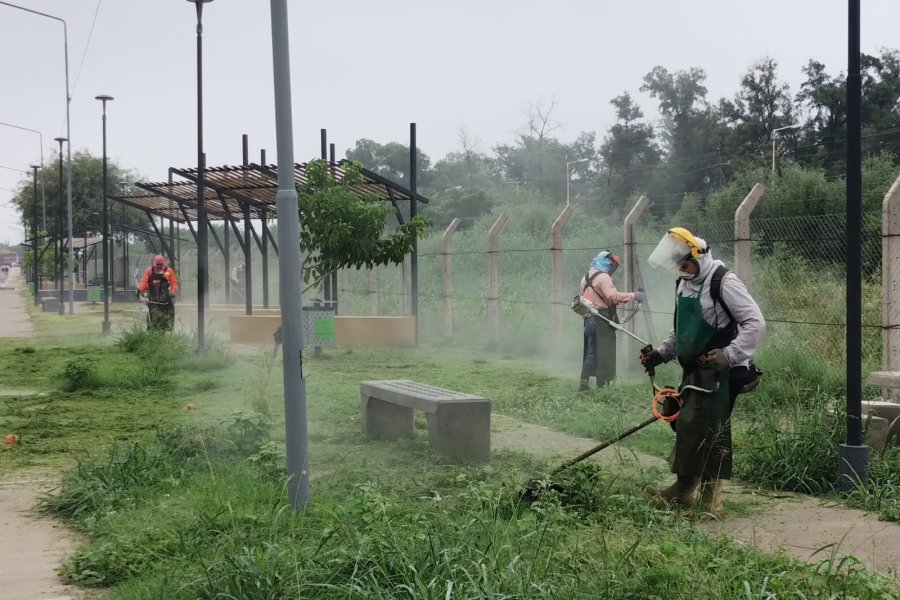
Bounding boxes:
[721,57,794,160]
[345,139,433,187]
[640,66,723,203]
[595,92,660,213]
[794,59,847,173]
[9,150,143,240]
[297,160,430,284]
[493,100,597,201]
[860,49,900,157]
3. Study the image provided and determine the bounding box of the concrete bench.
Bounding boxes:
[361,379,490,463]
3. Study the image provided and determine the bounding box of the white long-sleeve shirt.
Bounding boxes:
[657,259,765,368]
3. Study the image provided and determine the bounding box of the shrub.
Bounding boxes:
[58,356,101,392]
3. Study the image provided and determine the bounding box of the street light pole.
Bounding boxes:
[96,94,114,335]
[840,0,869,490]
[0,122,46,230]
[187,0,213,352]
[771,124,801,175]
[566,158,590,207]
[269,0,309,509]
[29,164,40,305]
[0,2,77,316]
[54,137,66,315]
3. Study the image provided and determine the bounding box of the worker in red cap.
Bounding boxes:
[138,255,178,330]
[577,250,644,390]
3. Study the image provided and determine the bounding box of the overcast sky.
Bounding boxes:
[1,0,899,244]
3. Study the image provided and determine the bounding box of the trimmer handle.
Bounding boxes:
[640,344,656,377]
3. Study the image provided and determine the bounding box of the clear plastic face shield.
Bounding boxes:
[648,232,694,274]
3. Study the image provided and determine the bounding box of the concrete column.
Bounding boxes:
[488,214,509,347]
[551,206,574,348]
[339,268,349,316]
[368,267,378,316]
[734,183,765,286]
[882,176,900,377]
[623,196,650,364]
[399,260,409,315]
[442,218,461,337]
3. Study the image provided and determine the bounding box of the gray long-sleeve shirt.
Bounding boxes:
[657,261,765,368]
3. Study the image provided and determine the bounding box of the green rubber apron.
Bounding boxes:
[672,284,733,480]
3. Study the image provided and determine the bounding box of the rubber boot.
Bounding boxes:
[698,478,725,516]
[578,379,590,392]
[649,476,699,508]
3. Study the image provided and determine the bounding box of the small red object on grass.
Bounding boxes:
[4,434,18,445]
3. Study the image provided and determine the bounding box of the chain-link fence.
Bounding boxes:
[99,195,888,379]
[336,207,885,376]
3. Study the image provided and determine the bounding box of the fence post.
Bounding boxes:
[399,260,408,315]
[734,183,765,286]
[368,267,378,316]
[623,196,650,366]
[551,206,575,348]
[339,269,349,316]
[881,176,900,383]
[488,214,509,347]
[442,218,461,338]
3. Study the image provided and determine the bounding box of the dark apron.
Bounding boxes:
[672,286,733,480]
[147,272,174,331]
[581,307,618,386]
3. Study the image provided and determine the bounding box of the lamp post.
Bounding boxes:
[270,0,309,508]
[840,0,869,491]
[0,2,76,316]
[187,0,213,352]
[771,124,801,175]
[0,122,46,230]
[54,136,66,315]
[95,94,114,334]
[118,181,128,290]
[566,158,590,207]
[29,164,40,305]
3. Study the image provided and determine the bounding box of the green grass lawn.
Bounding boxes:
[1,297,898,598]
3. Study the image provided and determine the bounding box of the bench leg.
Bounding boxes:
[428,402,491,464]
[361,395,415,439]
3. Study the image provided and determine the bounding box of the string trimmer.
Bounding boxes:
[517,297,714,502]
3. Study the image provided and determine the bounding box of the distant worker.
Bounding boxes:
[230,262,246,304]
[641,228,764,516]
[138,255,178,331]
[576,251,645,390]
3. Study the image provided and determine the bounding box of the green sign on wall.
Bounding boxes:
[87,287,102,302]
[313,317,335,342]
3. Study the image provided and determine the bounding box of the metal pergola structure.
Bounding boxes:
[109,159,428,317]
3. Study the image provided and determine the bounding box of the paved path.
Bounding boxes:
[491,413,900,580]
[0,268,79,599]
[0,267,36,337]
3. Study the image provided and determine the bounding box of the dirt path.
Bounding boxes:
[492,413,900,579]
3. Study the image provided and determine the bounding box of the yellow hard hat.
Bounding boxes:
[667,227,707,258]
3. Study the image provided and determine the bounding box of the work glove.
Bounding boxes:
[632,290,647,304]
[700,348,730,372]
[640,348,665,374]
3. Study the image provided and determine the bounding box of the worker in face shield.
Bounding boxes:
[641,228,765,516]
[577,251,645,390]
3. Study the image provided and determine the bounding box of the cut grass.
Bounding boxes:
[2,290,898,597]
